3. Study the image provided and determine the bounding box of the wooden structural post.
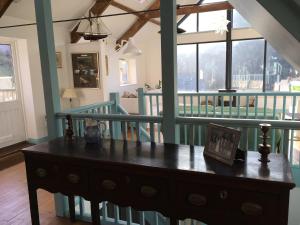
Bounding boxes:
[160,0,179,144]
[110,92,121,139]
[34,0,63,216]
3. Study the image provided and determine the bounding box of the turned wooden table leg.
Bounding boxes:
[68,196,76,222]
[28,187,40,225]
[91,201,101,225]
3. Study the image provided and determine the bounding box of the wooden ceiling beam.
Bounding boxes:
[116,0,160,46]
[148,1,233,18]
[0,0,13,18]
[110,1,160,26]
[70,0,112,44]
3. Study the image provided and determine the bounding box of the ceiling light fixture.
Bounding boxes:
[119,38,142,58]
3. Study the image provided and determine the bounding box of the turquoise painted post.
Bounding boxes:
[34,0,61,139]
[160,0,179,144]
[34,0,63,217]
[138,88,146,115]
[110,92,121,139]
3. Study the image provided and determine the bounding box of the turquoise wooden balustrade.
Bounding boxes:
[139,89,300,155]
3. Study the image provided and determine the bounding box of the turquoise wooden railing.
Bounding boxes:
[139,88,300,154]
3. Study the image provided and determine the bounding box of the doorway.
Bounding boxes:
[0,41,26,148]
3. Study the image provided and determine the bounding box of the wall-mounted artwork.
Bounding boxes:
[56,52,62,68]
[71,53,99,88]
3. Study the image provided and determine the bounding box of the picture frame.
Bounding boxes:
[71,53,99,88]
[204,123,241,166]
[56,52,62,68]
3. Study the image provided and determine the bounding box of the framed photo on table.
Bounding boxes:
[71,53,99,88]
[204,123,241,166]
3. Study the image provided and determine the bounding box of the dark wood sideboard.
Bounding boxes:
[22,138,295,225]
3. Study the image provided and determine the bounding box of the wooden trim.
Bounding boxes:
[111,1,160,26]
[148,1,233,18]
[116,0,160,46]
[0,0,13,18]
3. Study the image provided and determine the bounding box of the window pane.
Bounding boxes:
[0,44,16,102]
[177,44,197,92]
[198,42,226,91]
[119,59,129,85]
[266,43,299,91]
[178,13,197,33]
[198,10,227,32]
[232,39,264,91]
[233,10,251,29]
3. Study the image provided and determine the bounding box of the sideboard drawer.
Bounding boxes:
[57,166,89,197]
[128,174,170,215]
[175,182,279,224]
[27,159,60,191]
[92,169,130,204]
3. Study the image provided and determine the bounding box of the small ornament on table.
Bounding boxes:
[65,114,74,142]
[258,123,271,163]
[84,119,107,145]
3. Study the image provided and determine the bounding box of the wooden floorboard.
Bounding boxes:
[0,162,91,225]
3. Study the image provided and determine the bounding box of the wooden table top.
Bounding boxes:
[22,137,295,189]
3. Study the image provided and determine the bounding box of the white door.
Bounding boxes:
[0,41,26,148]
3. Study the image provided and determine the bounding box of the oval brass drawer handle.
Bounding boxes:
[68,174,80,184]
[187,194,207,206]
[140,185,158,198]
[241,202,263,216]
[36,168,47,178]
[101,179,117,191]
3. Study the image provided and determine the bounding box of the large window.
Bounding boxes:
[177,45,197,92]
[198,42,226,90]
[266,44,299,91]
[233,10,251,29]
[232,39,265,91]
[177,7,298,92]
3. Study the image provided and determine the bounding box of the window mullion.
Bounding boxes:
[225,9,233,90]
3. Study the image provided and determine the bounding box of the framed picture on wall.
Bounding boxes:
[56,52,62,68]
[71,53,99,88]
[204,123,241,166]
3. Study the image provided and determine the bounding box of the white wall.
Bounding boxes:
[0,15,70,140]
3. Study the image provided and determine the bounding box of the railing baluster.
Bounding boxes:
[213,96,216,117]
[221,95,224,117]
[237,96,241,118]
[189,124,194,146]
[130,122,135,142]
[136,122,140,142]
[121,121,127,141]
[273,96,277,119]
[292,96,296,120]
[255,95,258,118]
[150,122,155,143]
[271,129,276,153]
[154,212,159,225]
[290,130,294,163]
[197,96,201,116]
[205,96,208,116]
[183,95,186,115]
[102,201,108,223]
[283,129,289,156]
[240,127,248,150]
[139,211,145,225]
[229,95,232,118]
[246,96,249,118]
[114,205,119,224]
[263,95,267,118]
[126,207,132,225]
[282,96,287,120]
[109,121,114,139]
[190,95,193,116]
[156,95,160,117]
[150,96,153,116]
